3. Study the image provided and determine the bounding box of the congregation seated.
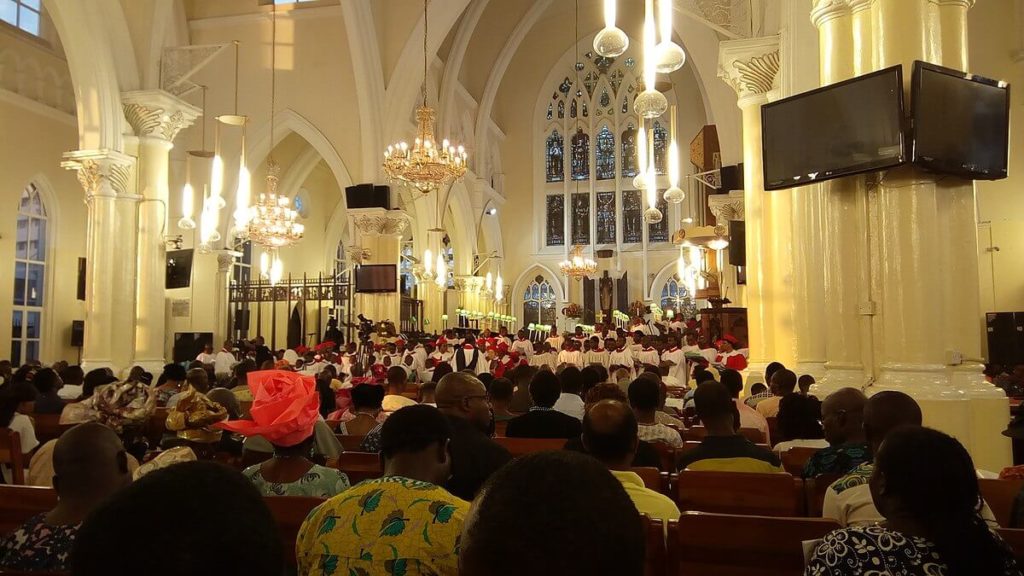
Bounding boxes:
[757,367,797,418]
[564,382,662,469]
[721,368,771,444]
[744,381,773,409]
[487,377,517,422]
[297,405,468,575]
[59,368,118,425]
[505,370,583,439]
[508,364,537,413]
[382,366,417,413]
[772,392,827,453]
[459,450,645,576]
[551,366,585,420]
[331,382,386,436]
[166,367,210,410]
[218,372,349,498]
[154,363,187,406]
[240,371,342,462]
[419,380,437,405]
[628,376,683,448]
[678,381,783,473]
[72,460,283,576]
[802,387,869,478]
[583,399,680,521]
[0,422,130,571]
[807,425,1020,575]
[31,368,65,415]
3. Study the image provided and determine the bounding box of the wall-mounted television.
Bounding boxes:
[762,65,906,190]
[355,264,398,293]
[911,60,1010,180]
[166,249,194,289]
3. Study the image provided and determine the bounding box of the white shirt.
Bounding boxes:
[635,348,661,369]
[382,394,418,413]
[773,438,829,453]
[196,352,216,364]
[552,393,585,420]
[736,399,771,445]
[214,350,236,375]
[4,413,38,484]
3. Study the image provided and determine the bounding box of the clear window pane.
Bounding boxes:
[15,217,28,259]
[28,218,44,261]
[11,311,22,339]
[0,0,15,26]
[18,6,38,35]
[21,0,40,10]
[10,341,20,368]
[25,340,38,362]
[25,311,39,338]
[13,262,26,306]
[26,263,43,305]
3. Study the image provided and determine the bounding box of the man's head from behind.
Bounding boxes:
[386,366,408,391]
[626,377,660,415]
[769,368,797,396]
[528,370,562,408]
[53,422,131,502]
[380,404,453,486]
[582,400,639,470]
[719,369,744,399]
[863,390,922,456]
[559,366,583,395]
[71,461,282,576]
[693,381,736,434]
[821,387,867,446]
[459,450,644,576]
[435,371,491,431]
[488,377,514,410]
[351,383,385,413]
[186,368,209,394]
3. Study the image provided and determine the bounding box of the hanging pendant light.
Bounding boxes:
[634,0,668,119]
[655,0,686,73]
[664,105,685,204]
[435,252,447,289]
[495,273,504,301]
[643,125,663,224]
[594,0,629,57]
[633,122,648,189]
[178,153,197,230]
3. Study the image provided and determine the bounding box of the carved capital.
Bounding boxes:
[122,90,201,142]
[216,251,235,274]
[718,36,781,104]
[810,0,852,27]
[61,149,135,199]
[351,209,409,236]
[453,275,484,293]
[708,191,745,222]
[932,0,975,8]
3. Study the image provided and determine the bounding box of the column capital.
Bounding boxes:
[350,208,409,236]
[718,36,781,105]
[810,0,852,28]
[453,275,484,293]
[708,190,745,222]
[932,0,975,8]
[216,250,236,274]
[61,149,135,198]
[122,89,201,142]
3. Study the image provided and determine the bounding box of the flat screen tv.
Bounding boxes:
[355,264,398,293]
[762,65,905,190]
[911,60,1010,180]
[166,249,194,289]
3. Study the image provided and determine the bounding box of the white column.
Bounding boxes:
[348,209,408,325]
[61,151,136,372]
[214,250,235,349]
[122,90,200,373]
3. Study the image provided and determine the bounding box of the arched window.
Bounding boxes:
[334,241,346,277]
[523,275,557,326]
[231,238,253,339]
[400,242,415,297]
[571,129,590,181]
[0,0,40,36]
[557,100,565,119]
[442,235,455,289]
[570,99,578,119]
[545,130,564,183]
[653,120,668,174]
[660,276,696,320]
[596,125,615,180]
[12,183,47,364]
[621,124,638,177]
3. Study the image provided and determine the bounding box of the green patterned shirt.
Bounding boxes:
[297,475,469,576]
[243,464,351,498]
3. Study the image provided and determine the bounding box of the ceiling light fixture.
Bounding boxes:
[594,0,629,57]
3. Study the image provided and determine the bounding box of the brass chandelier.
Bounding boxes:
[559,245,598,280]
[382,0,467,193]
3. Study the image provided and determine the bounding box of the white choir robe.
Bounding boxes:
[530,352,557,368]
[557,350,583,366]
[450,347,489,376]
[661,348,687,383]
[609,349,636,378]
[510,338,534,358]
[582,350,610,368]
[636,348,661,368]
[545,335,565,352]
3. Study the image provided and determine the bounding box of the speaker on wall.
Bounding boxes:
[70,320,84,347]
[77,258,86,301]
[728,220,746,267]
[719,163,745,192]
[986,312,1023,366]
[345,183,391,210]
[233,309,251,331]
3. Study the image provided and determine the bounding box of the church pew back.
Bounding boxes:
[999,528,1024,564]
[980,477,1024,527]
[335,434,366,452]
[685,426,766,444]
[334,451,384,483]
[642,515,666,576]
[0,485,58,534]
[0,430,26,486]
[780,446,822,476]
[493,437,566,457]
[667,512,840,576]
[675,470,803,517]
[262,496,325,569]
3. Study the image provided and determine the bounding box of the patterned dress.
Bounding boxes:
[297,476,468,576]
[0,514,79,571]
[802,442,870,479]
[243,464,351,498]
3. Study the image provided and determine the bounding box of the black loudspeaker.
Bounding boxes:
[233,309,250,331]
[172,332,213,364]
[986,312,1024,366]
[719,163,744,191]
[70,320,84,347]
[77,258,86,301]
[345,183,391,209]
[728,220,746,267]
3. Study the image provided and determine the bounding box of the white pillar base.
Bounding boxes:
[816,363,866,397]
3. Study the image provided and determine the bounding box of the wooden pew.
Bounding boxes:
[493,420,509,438]
[0,485,57,534]
[685,426,766,444]
[675,470,803,517]
[998,527,1024,564]
[0,430,26,486]
[667,512,840,576]
[262,496,325,569]
[650,441,677,472]
[780,446,822,476]
[804,474,841,518]
[31,414,72,444]
[642,515,666,576]
[334,451,383,484]
[335,434,366,452]
[631,466,670,495]
[980,477,1024,527]
[493,437,566,457]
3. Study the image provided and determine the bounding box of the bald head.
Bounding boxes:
[582,400,638,468]
[435,372,486,408]
[864,391,922,455]
[53,422,131,500]
[822,387,868,445]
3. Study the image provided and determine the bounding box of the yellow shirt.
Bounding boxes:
[297,476,468,576]
[755,395,782,418]
[610,470,680,521]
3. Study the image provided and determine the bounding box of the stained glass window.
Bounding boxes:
[582,102,588,118]
[596,126,615,180]
[400,242,416,297]
[621,124,638,177]
[546,130,564,183]
[546,104,553,120]
[570,100,578,119]
[622,190,643,243]
[661,277,697,320]
[559,77,572,96]
[596,191,616,245]
[600,89,611,108]
[557,100,565,119]
[12,183,47,365]
[648,194,669,242]
[653,121,668,174]
[524,275,557,326]
[571,130,590,181]
[583,72,598,98]
[571,192,591,245]
[622,95,629,114]
[546,195,565,246]
[610,69,625,94]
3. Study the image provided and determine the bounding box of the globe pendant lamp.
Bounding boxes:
[663,106,685,204]
[655,0,686,73]
[633,0,668,119]
[633,123,648,190]
[593,0,628,58]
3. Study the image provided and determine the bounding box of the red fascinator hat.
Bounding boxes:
[214,370,320,447]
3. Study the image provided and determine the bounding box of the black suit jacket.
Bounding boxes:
[444,415,512,501]
[505,409,583,439]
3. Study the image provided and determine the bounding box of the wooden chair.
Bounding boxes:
[0,485,58,534]
[335,451,383,484]
[675,470,803,517]
[998,528,1024,564]
[667,512,840,576]
[493,437,566,457]
[0,430,26,486]
[685,426,765,444]
[335,435,366,452]
[650,441,677,472]
[765,417,779,446]
[980,477,1024,527]
[780,446,822,476]
[493,420,509,437]
[31,413,70,443]
[805,474,841,518]
[642,515,666,576]
[631,466,670,494]
[143,408,169,447]
[262,496,325,569]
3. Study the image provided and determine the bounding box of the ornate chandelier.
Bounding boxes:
[243,162,304,249]
[382,0,467,193]
[559,245,598,280]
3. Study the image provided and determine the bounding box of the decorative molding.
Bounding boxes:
[810,0,852,28]
[708,191,745,222]
[453,275,484,293]
[216,252,235,274]
[352,211,409,236]
[60,149,135,199]
[160,43,231,97]
[122,90,201,141]
[718,36,782,102]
